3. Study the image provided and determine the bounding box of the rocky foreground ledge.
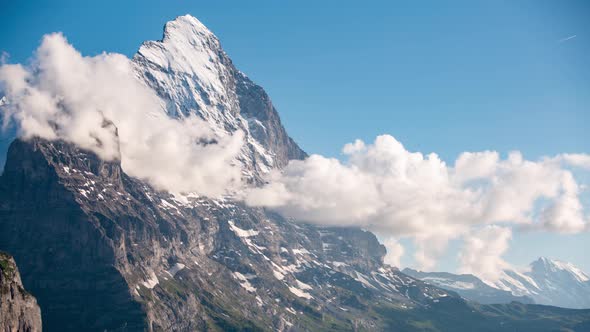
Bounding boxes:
[0,252,42,332]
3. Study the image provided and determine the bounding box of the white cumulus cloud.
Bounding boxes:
[246,135,589,270]
[458,225,512,282]
[382,237,405,267]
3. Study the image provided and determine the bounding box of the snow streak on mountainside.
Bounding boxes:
[133,15,306,182]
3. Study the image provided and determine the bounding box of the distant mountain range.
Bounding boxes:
[405,257,590,309]
[402,268,535,305]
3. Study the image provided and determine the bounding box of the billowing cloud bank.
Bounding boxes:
[246,135,589,277]
[0,33,243,196]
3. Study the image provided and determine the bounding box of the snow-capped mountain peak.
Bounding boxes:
[531,257,589,283]
[487,258,590,309]
[163,14,215,40]
[135,15,234,118]
[406,258,590,309]
[133,14,306,182]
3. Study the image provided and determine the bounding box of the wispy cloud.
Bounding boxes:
[558,34,577,43]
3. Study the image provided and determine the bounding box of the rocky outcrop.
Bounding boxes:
[0,252,42,332]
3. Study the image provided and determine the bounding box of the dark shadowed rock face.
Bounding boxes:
[0,139,146,331]
[0,252,42,332]
[235,71,307,168]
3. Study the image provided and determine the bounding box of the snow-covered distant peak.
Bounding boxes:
[531,257,589,282]
[478,258,590,308]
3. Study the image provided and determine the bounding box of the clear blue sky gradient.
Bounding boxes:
[1,0,589,271]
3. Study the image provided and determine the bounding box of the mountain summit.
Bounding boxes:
[408,258,590,309]
[531,257,589,283]
[492,257,590,309]
[134,15,306,182]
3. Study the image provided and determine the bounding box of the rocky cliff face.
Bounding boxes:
[0,139,146,331]
[0,252,42,332]
[1,138,589,332]
[0,138,452,331]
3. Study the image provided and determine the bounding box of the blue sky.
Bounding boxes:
[1,0,589,271]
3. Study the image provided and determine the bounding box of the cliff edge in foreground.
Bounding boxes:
[0,252,42,332]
